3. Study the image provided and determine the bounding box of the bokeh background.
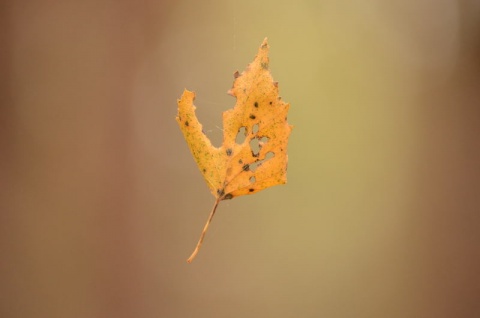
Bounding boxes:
[2,0,480,317]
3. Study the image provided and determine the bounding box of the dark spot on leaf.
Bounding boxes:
[242,164,250,171]
[217,189,225,197]
[203,168,206,173]
[261,62,268,69]
[226,148,232,156]
[233,71,240,78]
[249,188,254,192]
[254,102,258,108]
[185,121,189,126]
[238,159,243,164]
[224,193,233,200]
[249,114,256,120]
[269,101,272,105]
[251,150,259,158]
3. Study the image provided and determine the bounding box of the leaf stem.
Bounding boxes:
[187,198,221,263]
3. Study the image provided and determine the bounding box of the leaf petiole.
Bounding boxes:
[186,198,221,263]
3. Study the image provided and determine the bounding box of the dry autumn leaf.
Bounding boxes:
[176,38,292,263]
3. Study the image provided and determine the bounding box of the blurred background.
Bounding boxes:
[1,0,480,317]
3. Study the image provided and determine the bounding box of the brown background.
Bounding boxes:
[1,1,480,317]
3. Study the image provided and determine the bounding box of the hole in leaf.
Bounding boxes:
[250,138,260,156]
[235,127,247,144]
[249,176,256,183]
[249,135,269,157]
[249,162,261,171]
[252,123,259,134]
[249,151,275,172]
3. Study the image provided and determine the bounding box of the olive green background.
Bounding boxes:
[2,1,480,317]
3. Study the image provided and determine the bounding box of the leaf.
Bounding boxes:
[176,38,292,263]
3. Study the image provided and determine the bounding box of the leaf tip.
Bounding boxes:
[177,89,196,120]
[261,37,268,48]
[181,88,195,100]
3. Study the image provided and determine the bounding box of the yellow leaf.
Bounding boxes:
[176,38,292,263]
